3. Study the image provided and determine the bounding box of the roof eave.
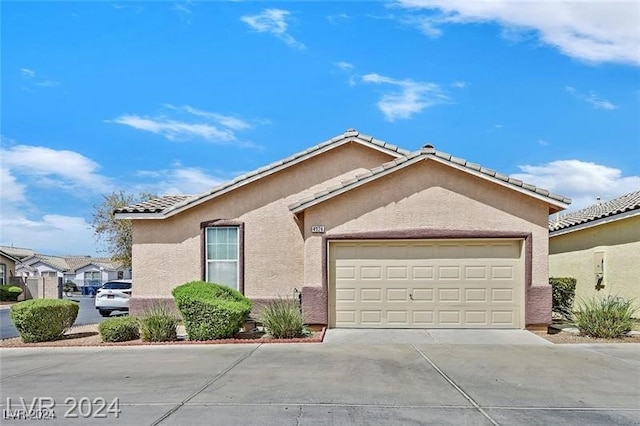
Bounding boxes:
[550,208,640,237]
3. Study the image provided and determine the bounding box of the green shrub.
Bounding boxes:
[99,316,140,342]
[0,285,23,301]
[10,299,79,343]
[172,281,252,341]
[550,277,577,320]
[140,302,178,342]
[259,296,306,339]
[572,295,638,338]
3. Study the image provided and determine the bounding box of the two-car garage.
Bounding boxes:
[329,239,525,329]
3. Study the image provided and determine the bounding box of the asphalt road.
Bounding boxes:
[0,296,121,339]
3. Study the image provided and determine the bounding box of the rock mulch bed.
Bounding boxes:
[0,324,325,348]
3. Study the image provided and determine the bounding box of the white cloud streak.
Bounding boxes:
[512,160,640,210]
[394,1,640,66]
[362,73,449,121]
[1,145,113,193]
[135,164,225,195]
[241,9,305,50]
[565,86,617,110]
[110,105,259,147]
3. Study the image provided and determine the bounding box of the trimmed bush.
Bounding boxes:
[172,281,252,341]
[99,316,140,342]
[10,299,79,343]
[573,295,638,338]
[140,302,178,342]
[259,296,306,339]
[550,277,576,320]
[0,285,23,302]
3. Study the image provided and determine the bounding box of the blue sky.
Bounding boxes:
[1,1,639,256]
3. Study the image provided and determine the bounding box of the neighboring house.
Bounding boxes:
[15,254,131,288]
[115,129,570,329]
[549,190,640,307]
[0,250,20,285]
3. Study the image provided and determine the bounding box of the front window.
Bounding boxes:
[0,263,5,285]
[84,271,101,286]
[206,227,239,290]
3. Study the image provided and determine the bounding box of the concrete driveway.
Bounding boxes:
[1,341,639,425]
[323,329,553,345]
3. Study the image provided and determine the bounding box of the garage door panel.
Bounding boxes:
[331,240,524,329]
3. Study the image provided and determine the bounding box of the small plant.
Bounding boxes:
[140,302,178,342]
[550,277,576,320]
[63,281,76,295]
[10,299,79,343]
[259,296,306,339]
[0,285,23,302]
[99,316,140,342]
[172,281,252,341]
[572,295,638,338]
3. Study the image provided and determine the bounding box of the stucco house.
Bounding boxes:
[15,254,131,289]
[0,250,20,285]
[116,129,571,329]
[549,190,640,308]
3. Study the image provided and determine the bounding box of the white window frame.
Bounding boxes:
[205,226,240,291]
[0,263,5,285]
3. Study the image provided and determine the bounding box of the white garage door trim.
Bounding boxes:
[329,239,525,329]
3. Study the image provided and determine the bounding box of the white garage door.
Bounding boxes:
[330,240,524,329]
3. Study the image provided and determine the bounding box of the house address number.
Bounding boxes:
[311,225,325,233]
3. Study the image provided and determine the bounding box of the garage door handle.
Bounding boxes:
[409,293,414,300]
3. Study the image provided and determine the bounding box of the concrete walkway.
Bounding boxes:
[1,342,638,425]
[323,328,552,345]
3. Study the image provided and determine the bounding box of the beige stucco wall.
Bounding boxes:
[131,142,396,301]
[301,159,552,325]
[0,254,16,284]
[549,215,640,307]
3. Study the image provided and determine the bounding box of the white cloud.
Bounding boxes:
[394,1,640,66]
[20,68,35,78]
[19,67,60,88]
[362,73,449,121]
[335,61,354,71]
[565,86,617,110]
[135,164,225,195]
[110,105,259,147]
[451,81,468,89]
[1,144,113,193]
[241,9,305,50]
[0,214,98,256]
[512,159,640,210]
[0,167,26,203]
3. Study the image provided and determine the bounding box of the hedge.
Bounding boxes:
[98,317,140,342]
[10,299,79,343]
[0,285,23,301]
[550,277,577,320]
[172,281,252,341]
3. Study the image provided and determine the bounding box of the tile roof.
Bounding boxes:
[115,129,409,216]
[289,146,571,213]
[0,246,36,260]
[18,254,121,273]
[549,190,640,232]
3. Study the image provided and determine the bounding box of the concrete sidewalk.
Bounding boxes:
[323,328,553,345]
[1,342,638,425]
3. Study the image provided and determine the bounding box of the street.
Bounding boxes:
[0,296,117,339]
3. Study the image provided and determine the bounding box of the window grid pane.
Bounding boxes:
[206,227,239,290]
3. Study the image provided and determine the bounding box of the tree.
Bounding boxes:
[93,191,156,268]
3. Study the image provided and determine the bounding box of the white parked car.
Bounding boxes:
[94,280,132,317]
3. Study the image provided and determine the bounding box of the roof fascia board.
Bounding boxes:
[550,209,640,237]
[0,251,21,263]
[114,212,165,220]
[427,156,570,210]
[150,137,405,220]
